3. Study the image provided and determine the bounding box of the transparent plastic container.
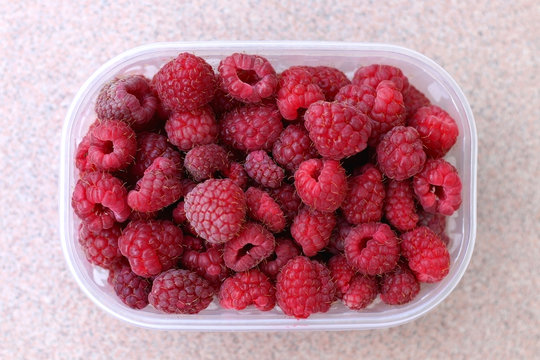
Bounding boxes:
[59,41,477,331]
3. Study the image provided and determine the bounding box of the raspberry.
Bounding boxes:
[344,222,400,275]
[376,126,426,180]
[413,158,462,216]
[172,201,187,224]
[78,223,123,269]
[95,75,158,130]
[352,64,409,92]
[304,101,371,160]
[108,261,151,309]
[223,222,275,272]
[342,275,378,310]
[148,269,215,314]
[276,67,325,120]
[259,237,300,279]
[276,256,335,318]
[380,261,421,305]
[72,171,131,232]
[417,208,449,245]
[184,179,247,244]
[272,124,317,173]
[165,106,218,151]
[127,157,183,213]
[181,235,228,286]
[218,53,278,103]
[269,183,302,221]
[326,217,353,254]
[184,144,229,182]
[341,164,385,225]
[403,85,430,119]
[335,84,376,114]
[219,269,276,311]
[328,254,355,299]
[306,66,351,100]
[245,187,286,233]
[223,161,248,190]
[210,85,242,116]
[384,179,418,232]
[87,120,136,172]
[244,150,284,189]
[369,80,407,146]
[294,158,347,212]
[152,52,216,112]
[291,207,336,256]
[180,178,197,196]
[408,105,459,158]
[75,125,98,174]
[401,226,450,282]
[220,104,283,151]
[118,219,183,277]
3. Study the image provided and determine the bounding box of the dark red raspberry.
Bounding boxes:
[417,208,449,245]
[184,144,229,182]
[335,84,376,114]
[376,126,426,180]
[78,223,123,269]
[276,256,335,318]
[272,124,317,173]
[291,207,336,257]
[118,219,183,277]
[219,269,276,311]
[152,52,216,112]
[408,105,459,158]
[218,53,278,103]
[259,237,300,279]
[326,217,353,254]
[269,183,302,221]
[108,261,151,309]
[384,179,418,232]
[305,66,351,101]
[244,150,284,189]
[344,222,400,275]
[342,275,378,310]
[223,161,248,190]
[72,171,131,232]
[304,101,371,160]
[380,261,421,305]
[181,235,228,286]
[413,158,462,216]
[165,106,218,151]
[341,164,385,225]
[245,187,286,233]
[148,269,215,314]
[369,80,407,146]
[127,157,183,212]
[223,222,275,272]
[210,85,242,116]
[180,178,197,196]
[184,179,247,244]
[87,120,136,172]
[401,226,450,283]
[172,201,187,224]
[294,158,347,212]
[276,67,325,120]
[403,85,430,120]
[328,254,355,299]
[352,64,409,92]
[95,75,158,130]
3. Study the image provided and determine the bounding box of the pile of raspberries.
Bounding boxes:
[72,52,461,319]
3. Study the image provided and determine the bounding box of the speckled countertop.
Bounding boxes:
[0,1,538,359]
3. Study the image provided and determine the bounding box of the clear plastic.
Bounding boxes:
[59,41,477,331]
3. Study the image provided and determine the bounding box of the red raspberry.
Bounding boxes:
[223,222,275,272]
[87,120,136,172]
[304,101,371,160]
[127,157,183,213]
[219,269,276,311]
[75,123,99,174]
[259,237,300,279]
[376,126,426,180]
[291,207,336,257]
[152,52,216,112]
[417,208,449,245]
[95,75,158,131]
[269,183,302,221]
[276,256,335,318]
[326,217,353,254]
[335,84,376,114]
[244,150,284,189]
[218,53,278,103]
[223,161,248,190]
[148,269,215,314]
[413,158,462,216]
[108,261,151,309]
[220,104,283,151]
[306,66,351,101]
[78,223,123,269]
[380,261,420,305]
[294,158,347,212]
[184,179,247,244]
[384,179,418,232]
[401,226,450,283]
[369,80,407,146]
[72,171,130,232]
[118,219,183,277]
[180,178,197,196]
[344,222,399,275]
[276,67,325,120]
[184,144,229,182]
[172,201,187,224]
[181,235,228,286]
[342,275,378,310]
[165,106,218,151]
[408,105,459,158]
[210,84,242,116]
[403,85,430,120]
[272,124,317,173]
[352,64,409,92]
[245,187,286,233]
[341,164,385,225]
[328,254,355,299]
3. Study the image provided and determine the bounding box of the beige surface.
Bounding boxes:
[1,1,539,359]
